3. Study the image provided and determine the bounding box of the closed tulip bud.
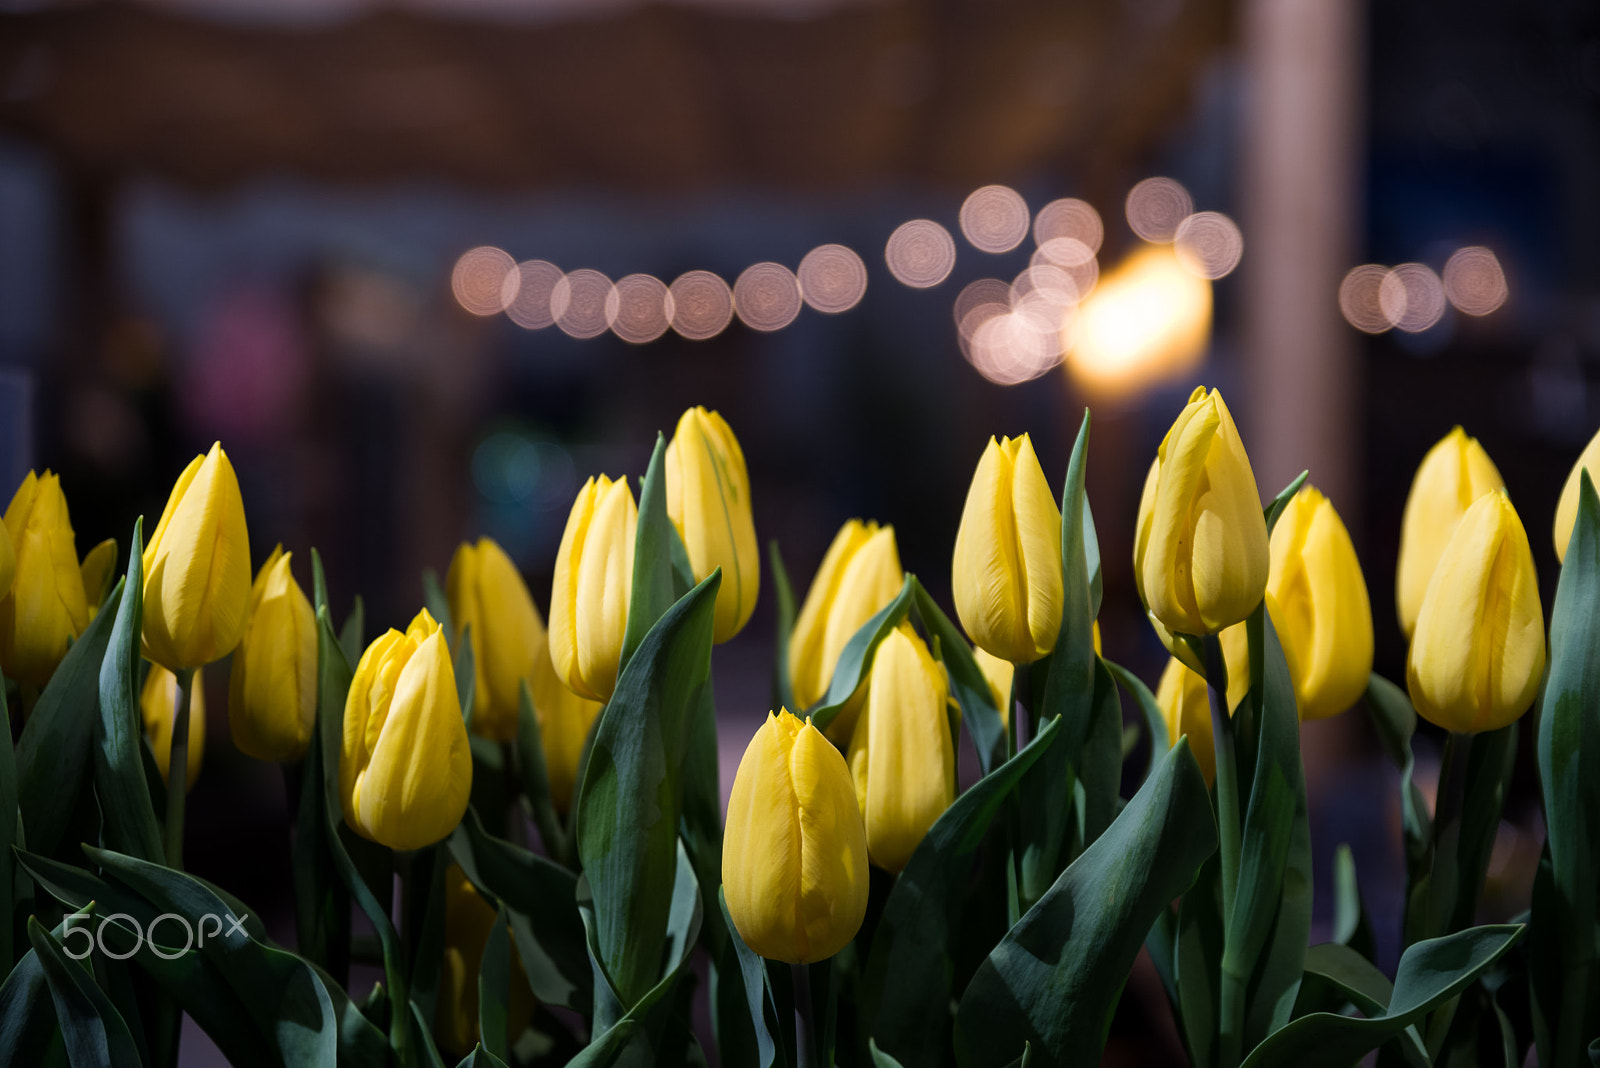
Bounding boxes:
[953,434,1063,664]
[666,406,760,644]
[142,442,252,672]
[0,516,12,604]
[1396,427,1503,638]
[228,547,316,762]
[79,538,117,619]
[0,471,89,686]
[341,609,472,851]
[1407,491,1544,734]
[529,622,602,815]
[447,537,542,742]
[846,627,955,872]
[723,709,869,963]
[1136,387,1269,637]
[142,664,205,792]
[550,475,636,702]
[435,865,535,1058]
[1155,657,1216,786]
[1554,424,1600,563]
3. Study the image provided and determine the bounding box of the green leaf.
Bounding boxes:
[0,683,15,969]
[1174,855,1224,1068]
[454,625,477,730]
[910,577,1005,776]
[476,906,511,1060]
[423,567,454,643]
[863,717,1064,1065]
[619,433,677,677]
[1364,673,1433,938]
[28,915,143,1068]
[0,922,70,1065]
[339,595,365,666]
[455,1046,512,1068]
[719,887,782,1068]
[291,699,349,986]
[1293,944,1431,1068]
[1105,658,1168,788]
[94,518,163,865]
[574,571,719,1011]
[869,1037,908,1068]
[1263,471,1309,534]
[804,574,916,732]
[769,540,799,715]
[1239,925,1525,1068]
[1332,844,1375,962]
[1083,496,1102,618]
[951,740,1218,1067]
[512,680,567,865]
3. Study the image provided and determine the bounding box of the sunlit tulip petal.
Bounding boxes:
[666,406,760,644]
[142,664,205,792]
[550,476,636,702]
[1155,657,1216,786]
[0,470,89,685]
[1554,424,1600,563]
[447,537,542,742]
[1395,426,1503,638]
[229,547,317,762]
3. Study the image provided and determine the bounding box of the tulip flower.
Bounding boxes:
[0,470,89,686]
[435,865,535,1057]
[1136,387,1269,637]
[228,547,316,762]
[142,664,205,792]
[1553,424,1600,562]
[846,627,955,872]
[1407,491,1544,734]
[447,537,542,742]
[79,538,117,618]
[723,709,869,963]
[341,608,472,851]
[0,517,12,605]
[549,475,636,702]
[952,434,1063,664]
[666,406,760,644]
[529,625,602,814]
[142,442,252,672]
[1395,426,1502,638]
[788,520,904,741]
[1215,486,1373,720]
[1155,657,1216,786]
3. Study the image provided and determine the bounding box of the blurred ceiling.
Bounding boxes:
[0,0,1231,192]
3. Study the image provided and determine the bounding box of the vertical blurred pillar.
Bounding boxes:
[1241,0,1364,516]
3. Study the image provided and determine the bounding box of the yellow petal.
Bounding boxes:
[1396,427,1503,638]
[972,646,1014,730]
[1554,424,1600,563]
[0,471,88,685]
[549,476,635,702]
[953,438,1031,662]
[142,664,206,792]
[817,525,902,741]
[1008,434,1065,659]
[1155,657,1215,786]
[228,550,316,762]
[666,406,761,644]
[789,520,875,709]
[449,537,539,742]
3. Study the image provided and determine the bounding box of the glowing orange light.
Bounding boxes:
[798,244,868,314]
[734,262,803,332]
[452,246,517,317]
[1065,244,1211,397]
[1443,247,1508,316]
[1173,212,1243,279]
[606,274,673,344]
[504,260,563,330]
[1338,265,1392,334]
[669,271,734,340]
[959,185,1031,254]
[885,220,956,288]
[550,269,615,339]
[1034,198,1103,254]
[1379,264,1447,333]
[1124,178,1193,244]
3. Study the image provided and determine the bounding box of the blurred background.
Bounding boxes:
[0,0,1595,1061]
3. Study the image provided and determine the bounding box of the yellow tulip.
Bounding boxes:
[228,547,316,762]
[0,517,13,604]
[846,627,955,872]
[529,621,602,815]
[80,538,117,618]
[434,865,535,1058]
[142,664,205,792]
[1215,486,1373,720]
[447,537,542,742]
[1407,491,1544,734]
[1155,657,1216,786]
[666,406,760,644]
[549,475,636,702]
[341,609,472,851]
[952,434,1063,664]
[788,520,904,741]
[1136,387,1269,637]
[142,442,252,672]
[1553,424,1600,563]
[723,709,869,963]
[1395,426,1503,638]
[0,471,89,686]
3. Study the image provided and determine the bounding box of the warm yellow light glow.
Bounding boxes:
[505,260,562,330]
[959,185,1031,254]
[605,274,673,344]
[1033,198,1102,254]
[1065,244,1211,397]
[669,270,734,340]
[550,269,615,339]
[1124,178,1193,244]
[1380,263,1446,333]
[885,220,957,288]
[1443,247,1508,316]
[452,246,517,317]
[734,262,803,332]
[798,244,868,314]
[1174,212,1243,279]
[1338,265,1392,334]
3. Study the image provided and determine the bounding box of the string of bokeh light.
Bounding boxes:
[1339,247,1508,335]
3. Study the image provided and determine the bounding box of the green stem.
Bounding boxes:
[163,668,194,870]
[1555,964,1590,1068]
[791,962,816,1068]
[389,851,413,1064]
[1428,731,1471,940]
[1202,637,1242,1068]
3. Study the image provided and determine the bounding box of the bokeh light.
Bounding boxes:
[959,185,1031,254]
[472,431,577,512]
[1173,212,1244,279]
[1379,263,1447,333]
[451,246,517,317]
[669,270,735,340]
[798,244,868,314]
[1011,264,1081,308]
[1443,247,1509,316]
[1033,198,1103,254]
[504,259,563,330]
[605,274,673,344]
[965,300,1069,386]
[885,219,957,288]
[1066,244,1211,396]
[1124,178,1194,243]
[734,262,804,332]
[953,278,1013,341]
[550,269,615,339]
[1031,239,1099,298]
[1339,265,1393,333]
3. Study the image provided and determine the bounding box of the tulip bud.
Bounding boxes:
[666,406,760,644]
[723,709,869,963]
[435,865,536,1058]
[142,664,205,792]
[1407,491,1544,734]
[0,471,89,686]
[0,516,13,604]
[788,521,904,742]
[447,537,542,742]
[1554,424,1600,563]
[228,547,316,762]
[953,434,1064,664]
[549,475,636,702]
[341,609,473,851]
[79,538,117,619]
[142,442,252,672]
[529,622,602,815]
[1214,486,1373,720]
[846,626,954,872]
[1155,657,1216,786]
[1395,426,1503,638]
[1136,387,1269,637]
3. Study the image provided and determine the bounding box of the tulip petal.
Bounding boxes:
[789,520,875,709]
[723,713,805,960]
[953,439,1031,662]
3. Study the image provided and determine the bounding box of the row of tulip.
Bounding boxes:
[0,387,1595,1067]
